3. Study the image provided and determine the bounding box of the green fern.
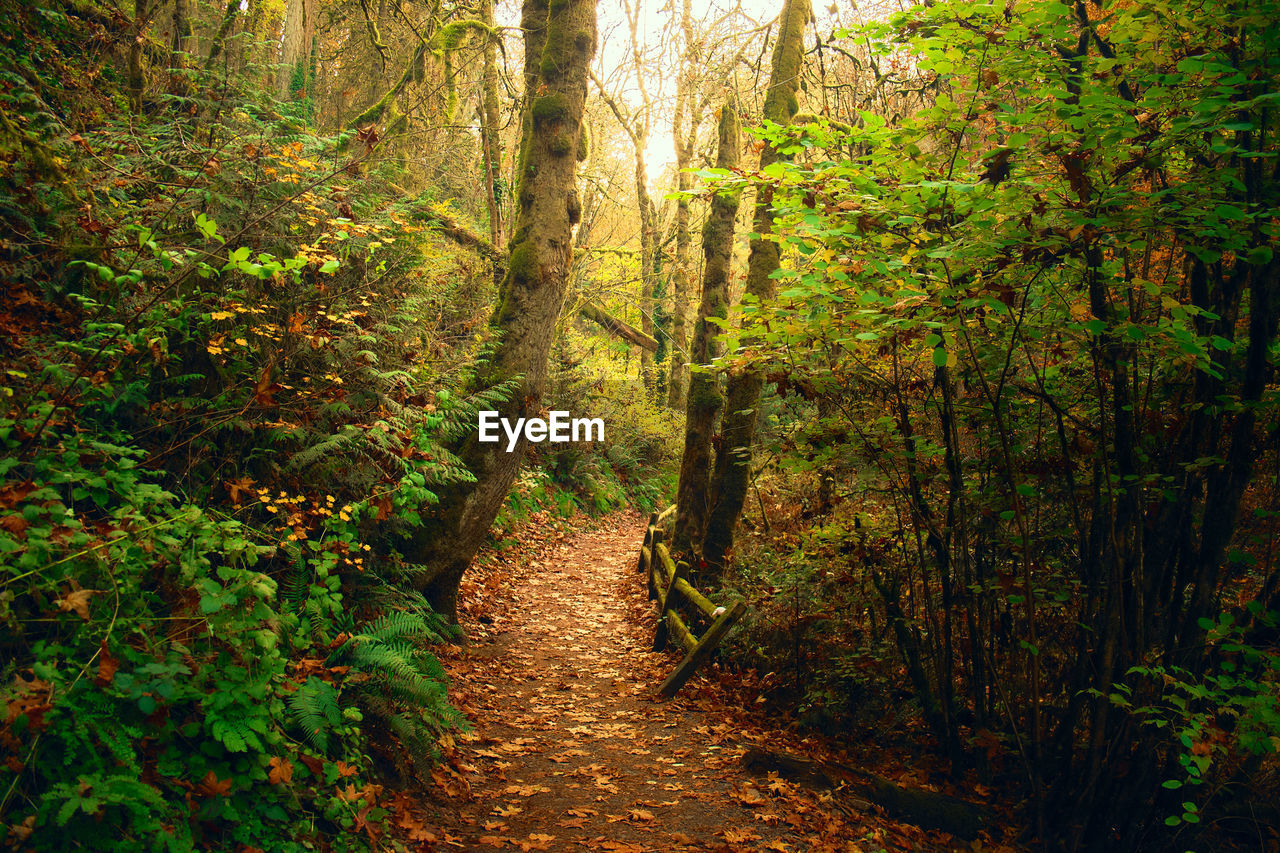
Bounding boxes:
[288,676,341,752]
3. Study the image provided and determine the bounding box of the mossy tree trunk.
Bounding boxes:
[664,0,701,411]
[479,0,504,248]
[204,0,242,71]
[168,0,193,96]
[672,98,740,562]
[128,0,151,112]
[399,0,596,619]
[636,157,658,390]
[701,0,809,573]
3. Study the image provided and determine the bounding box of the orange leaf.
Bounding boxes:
[196,771,232,798]
[268,756,293,785]
[95,643,119,687]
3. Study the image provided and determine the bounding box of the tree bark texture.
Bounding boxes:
[664,0,700,410]
[479,0,504,247]
[399,0,596,619]
[672,99,740,561]
[276,0,314,100]
[701,0,809,572]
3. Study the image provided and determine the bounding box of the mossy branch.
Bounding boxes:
[347,18,494,132]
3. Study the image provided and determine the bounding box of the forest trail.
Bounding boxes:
[418,516,888,853]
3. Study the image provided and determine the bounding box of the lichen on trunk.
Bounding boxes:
[701,0,809,573]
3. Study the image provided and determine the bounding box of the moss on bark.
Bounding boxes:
[395,0,596,619]
[702,0,809,573]
[673,98,741,562]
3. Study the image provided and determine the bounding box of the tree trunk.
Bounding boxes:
[666,170,692,409]
[204,0,241,71]
[672,98,740,561]
[239,0,264,78]
[636,151,657,389]
[276,0,313,101]
[168,0,193,95]
[479,0,503,247]
[398,0,596,620]
[580,302,658,352]
[701,0,809,572]
[665,0,700,410]
[128,0,149,112]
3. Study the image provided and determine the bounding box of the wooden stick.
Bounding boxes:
[660,560,688,612]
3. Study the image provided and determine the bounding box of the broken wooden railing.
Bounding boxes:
[638,505,747,698]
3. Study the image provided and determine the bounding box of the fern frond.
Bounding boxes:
[288,676,340,753]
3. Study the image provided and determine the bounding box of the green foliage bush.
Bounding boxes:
[0,5,505,848]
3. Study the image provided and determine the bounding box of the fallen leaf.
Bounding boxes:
[55,588,98,620]
[95,643,119,687]
[196,771,232,798]
[721,827,760,844]
[298,754,325,776]
[520,832,555,851]
[268,756,294,785]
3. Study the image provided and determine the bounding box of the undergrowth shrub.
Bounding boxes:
[0,4,494,848]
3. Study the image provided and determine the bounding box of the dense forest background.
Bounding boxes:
[1,0,1278,849]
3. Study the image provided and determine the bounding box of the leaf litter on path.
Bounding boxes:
[409,513,1001,852]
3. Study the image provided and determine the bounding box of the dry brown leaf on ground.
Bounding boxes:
[720,826,760,844]
[54,588,98,620]
[519,832,556,851]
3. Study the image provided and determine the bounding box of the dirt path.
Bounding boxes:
[418,516,931,853]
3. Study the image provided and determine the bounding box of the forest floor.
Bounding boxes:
[397,512,1002,853]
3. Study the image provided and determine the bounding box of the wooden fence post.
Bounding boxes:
[658,599,747,699]
[636,504,748,698]
[653,558,689,652]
